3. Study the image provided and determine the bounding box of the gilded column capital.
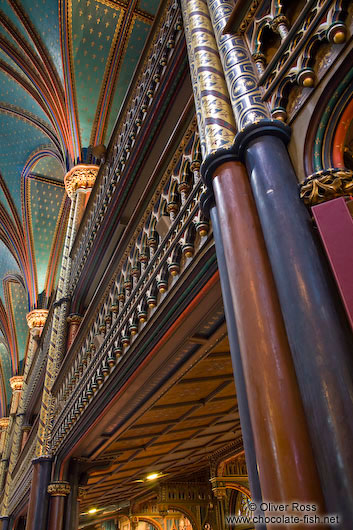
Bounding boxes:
[9,376,24,391]
[26,309,48,330]
[0,418,9,430]
[47,481,71,496]
[77,486,89,502]
[212,486,227,500]
[270,15,289,39]
[300,168,353,207]
[67,314,83,325]
[64,164,99,199]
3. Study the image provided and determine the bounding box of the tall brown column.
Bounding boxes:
[181,0,324,520]
[26,457,52,530]
[212,161,324,515]
[47,481,71,530]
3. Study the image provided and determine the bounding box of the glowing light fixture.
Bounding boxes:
[88,508,97,514]
[146,473,159,481]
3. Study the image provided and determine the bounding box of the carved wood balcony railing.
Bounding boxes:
[69,0,184,293]
[239,0,351,122]
[50,125,210,452]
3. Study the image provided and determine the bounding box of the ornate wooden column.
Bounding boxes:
[201,191,264,522]
[26,456,52,530]
[26,165,98,530]
[181,0,324,523]
[66,314,83,350]
[205,0,353,524]
[47,481,71,530]
[64,459,88,530]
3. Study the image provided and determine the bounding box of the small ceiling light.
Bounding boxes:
[146,473,159,481]
[88,508,97,514]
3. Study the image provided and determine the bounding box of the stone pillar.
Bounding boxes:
[181,0,324,522]
[47,481,71,530]
[66,314,83,350]
[205,0,353,524]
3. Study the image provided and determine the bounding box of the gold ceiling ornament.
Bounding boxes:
[300,168,353,206]
[64,164,99,199]
[9,376,24,391]
[47,481,71,497]
[26,309,49,330]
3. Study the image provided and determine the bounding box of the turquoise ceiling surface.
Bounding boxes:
[0,69,51,124]
[28,177,65,293]
[0,114,54,215]
[0,0,159,413]
[0,240,19,303]
[34,155,66,181]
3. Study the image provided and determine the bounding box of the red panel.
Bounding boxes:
[312,197,353,330]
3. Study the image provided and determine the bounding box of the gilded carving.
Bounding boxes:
[47,481,71,496]
[181,0,236,155]
[26,309,49,330]
[9,376,24,392]
[64,165,99,199]
[0,418,9,430]
[206,0,270,130]
[67,314,83,326]
[300,169,353,206]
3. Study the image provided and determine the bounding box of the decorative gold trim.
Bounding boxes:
[77,485,88,502]
[47,481,71,496]
[67,314,83,325]
[26,309,49,330]
[300,168,353,206]
[64,165,99,199]
[9,376,24,391]
[0,418,9,430]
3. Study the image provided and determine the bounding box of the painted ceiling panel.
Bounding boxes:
[0,240,19,303]
[0,48,26,77]
[8,281,28,366]
[0,0,32,43]
[19,0,64,81]
[0,69,50,124]
[34,155,65,181]
[28,177,65,293]
[0,114,54,216]
[106,17,150,139]
[72,0,123,146]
